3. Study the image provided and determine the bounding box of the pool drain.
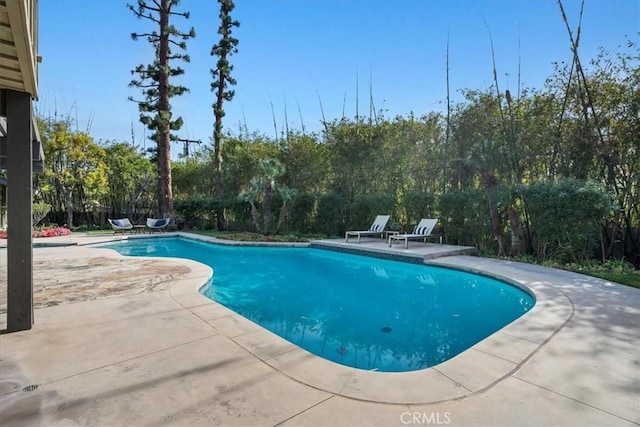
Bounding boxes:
[22,384,41,393]
[380,326,392,333]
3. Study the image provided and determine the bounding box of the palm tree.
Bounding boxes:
[276,186,297,233]
[237,158,287,235]
[258,158,285,235]
[238,179,261,232]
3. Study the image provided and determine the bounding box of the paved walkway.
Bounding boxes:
[0,233,638,426]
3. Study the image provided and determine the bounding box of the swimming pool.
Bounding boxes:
[98,237,535,372]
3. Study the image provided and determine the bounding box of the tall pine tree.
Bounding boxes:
[211,0,239,229]
[128,0,195,217]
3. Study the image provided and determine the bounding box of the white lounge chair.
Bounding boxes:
[146,217,170,233]
[388,218,440,249]
[108,218,134,234]
[345,215,390,243]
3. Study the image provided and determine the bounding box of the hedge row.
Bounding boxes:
[171,179,612,263]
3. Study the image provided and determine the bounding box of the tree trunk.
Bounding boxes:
[276,202,288,234]
[487,192,505,256]
[250,203,261,233]
[213,64,225,199]
[482,172,505,256]
[263,184,273,235]
[508,204,522,257]
[157,0,173,218]
[62,187,73,228]
[212,53,226,231]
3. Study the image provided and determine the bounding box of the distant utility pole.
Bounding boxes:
[175,137,202,157]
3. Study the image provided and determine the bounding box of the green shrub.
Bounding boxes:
[288,192,316,233]
[350,193,395,230]
[32,202,51,227]
[520,179,612,263]
[225,196,254,231]
[601,258,636,273]
[174,197,223,230]
[315,192,346,237]
[403,192,436,227]
[438,190,490,247]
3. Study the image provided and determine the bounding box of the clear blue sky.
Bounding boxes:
[38,0,638,153]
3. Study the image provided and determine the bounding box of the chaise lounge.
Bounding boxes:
[388,218,440,249]
[107,218,134,234]
[146,217,170,233]
[345,214,390,243]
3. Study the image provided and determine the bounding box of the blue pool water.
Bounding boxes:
[98,237,535,372]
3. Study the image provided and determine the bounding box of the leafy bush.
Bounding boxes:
[403,192,436,227]
[438,190,490,247]
[288,192,316,233]
[32,202,51,226]
[174,197,223,230]
[315,192,346,236]
[349,193,395,230]
[225,196,255,231]
[215,232,314,242]
[520,179,612,263]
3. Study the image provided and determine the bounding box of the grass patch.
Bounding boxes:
[559,262,640,289]
[572,270,640,288]
[500,255,640,289]
[84,229,116,236]
[529,257,640,289]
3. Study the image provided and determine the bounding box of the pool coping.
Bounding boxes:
[97,232,573,405]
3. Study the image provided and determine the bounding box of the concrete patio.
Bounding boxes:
[0,232,638,426]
